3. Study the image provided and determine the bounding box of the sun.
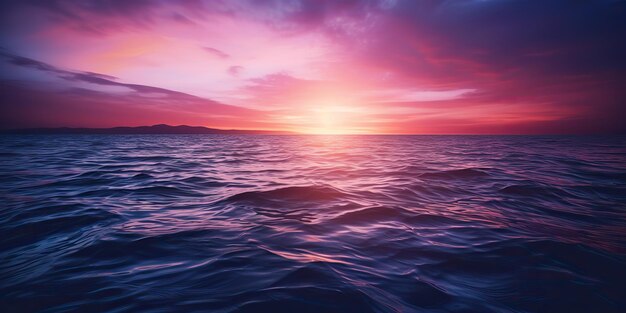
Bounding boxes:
[283,93,375,134]
[313,107,342,134]
[307,105,356,135]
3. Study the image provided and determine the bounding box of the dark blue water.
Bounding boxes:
[1,135,625,312]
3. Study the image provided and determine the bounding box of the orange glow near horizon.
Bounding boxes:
[1,1,624,134]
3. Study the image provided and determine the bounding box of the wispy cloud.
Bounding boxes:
[202,47,230,59]
[0,0,624,133]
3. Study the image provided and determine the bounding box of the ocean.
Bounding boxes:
[1,135,625,312]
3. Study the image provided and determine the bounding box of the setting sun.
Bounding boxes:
[306,104,357,135]
[2,1,625,312]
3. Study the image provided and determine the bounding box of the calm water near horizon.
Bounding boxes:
[1,135,625,312]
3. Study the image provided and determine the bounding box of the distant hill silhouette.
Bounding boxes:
[3,124,293,135]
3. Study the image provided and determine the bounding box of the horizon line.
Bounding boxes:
[2,124,623,136]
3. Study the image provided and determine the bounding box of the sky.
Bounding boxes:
[1,0,625,134]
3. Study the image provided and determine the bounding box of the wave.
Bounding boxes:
[419,167,492,180]
[77,186,204,198]
[1,134,625,312]
[330,205,411,224]
[223,185,350,204]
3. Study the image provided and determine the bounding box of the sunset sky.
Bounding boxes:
[1,0,625,134]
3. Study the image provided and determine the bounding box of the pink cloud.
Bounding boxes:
[0,0,624,133]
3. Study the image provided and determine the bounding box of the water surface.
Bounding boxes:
[1,135,625,312]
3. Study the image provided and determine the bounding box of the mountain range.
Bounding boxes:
[3,124,294,135]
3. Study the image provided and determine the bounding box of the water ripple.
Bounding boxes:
[1,134,625,312]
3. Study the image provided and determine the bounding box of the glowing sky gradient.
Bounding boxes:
[1,0,625,134]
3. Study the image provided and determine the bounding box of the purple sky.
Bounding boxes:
[1,0,625,134]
